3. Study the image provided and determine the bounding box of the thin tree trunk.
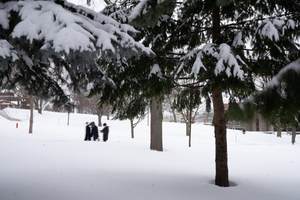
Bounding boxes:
[276,125,282,138]
[17,96,20,108]
[292,127,296,145]
[130,119,134,138]
[107,111,110,120]
[29,96,34,134]
[186,109,190,136]
[189,106,192,147]
[38,98,42,114]
[172,109,177,123]
[186,122,190,136]
[98,114,102,127]
[212,87,229,187]
[150,97,163,151]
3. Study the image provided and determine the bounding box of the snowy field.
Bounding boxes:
[0,108,299,200]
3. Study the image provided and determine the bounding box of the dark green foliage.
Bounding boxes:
[172,88,201,112]
[98,0,300,124]
[205,95,211,113]
[226,101,255,124]
[93,0,178,120]
[1,0,150,107]
[97,0,300,187]
[254,65,300,127]
[90,53,173,120]
[129,0,176,28]
[113,98,148,120]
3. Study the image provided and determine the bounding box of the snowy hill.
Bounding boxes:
[0,108,299,200]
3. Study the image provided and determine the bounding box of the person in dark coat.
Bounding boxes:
[90,122,99,141]
[100,123,109,142]
[242,128,246,134]
[84,122,91,141]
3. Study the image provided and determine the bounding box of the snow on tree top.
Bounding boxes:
[1,0,152,59]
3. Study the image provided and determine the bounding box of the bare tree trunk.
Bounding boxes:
[29,96,34,134]
[98,114,102,127]
[130,119,134,138]
[172,109,177,123]
[212,87,229,187]
[186,122,190,136]
[186,109,190,136]
[107,110,110,120]
[17,96,20,108]
[150,97,163,151]
[292,127,296,145]
[276,125,282,138]
[38,98,42,114]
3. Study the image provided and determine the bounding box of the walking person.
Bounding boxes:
[242,128,246,134]
[90,122,100,141]
[84,122,91,141]
[101,123,109,142]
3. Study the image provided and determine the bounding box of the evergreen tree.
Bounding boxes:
[107,0,300,187]
[172,85,202,137]
[0,0,152,106]
[92,0,177,151]
[254,58,300,143]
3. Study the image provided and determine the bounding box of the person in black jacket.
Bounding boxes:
[100,123,109,142]
[90,122,99,141]
[84,122,91,141]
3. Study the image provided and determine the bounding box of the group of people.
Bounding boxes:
[84,121,109,142]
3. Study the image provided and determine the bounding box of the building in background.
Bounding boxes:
[0,91,30,110]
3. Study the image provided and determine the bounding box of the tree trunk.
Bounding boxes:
[186,122,190,136]
[53,105,58,112]
[212,87,229,187]
[172,109,177,123]
[38,98,42,114]
[150,97,163,151]
[212,4,221,43]
[17,96,20,108]
[186,109,190,136]
[276,125,282,138]
[98,114,102,127]
[29,96,34,134]
[211,2,229,187]
[189,106,192,147]
[107,111,110,120]
[130,119,134,138]
[292,127,296,145]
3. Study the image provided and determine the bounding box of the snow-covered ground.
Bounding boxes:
[0,108,299,200]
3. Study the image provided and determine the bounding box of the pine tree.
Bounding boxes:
[118,0,300,187]
[0,0,151,106]
[254,59,300,144]
[92,0,177,151]
[172,85,202,137]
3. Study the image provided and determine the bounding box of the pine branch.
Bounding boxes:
[154,51,186,57]
[54,0,96,21]
[174,80,205,89]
